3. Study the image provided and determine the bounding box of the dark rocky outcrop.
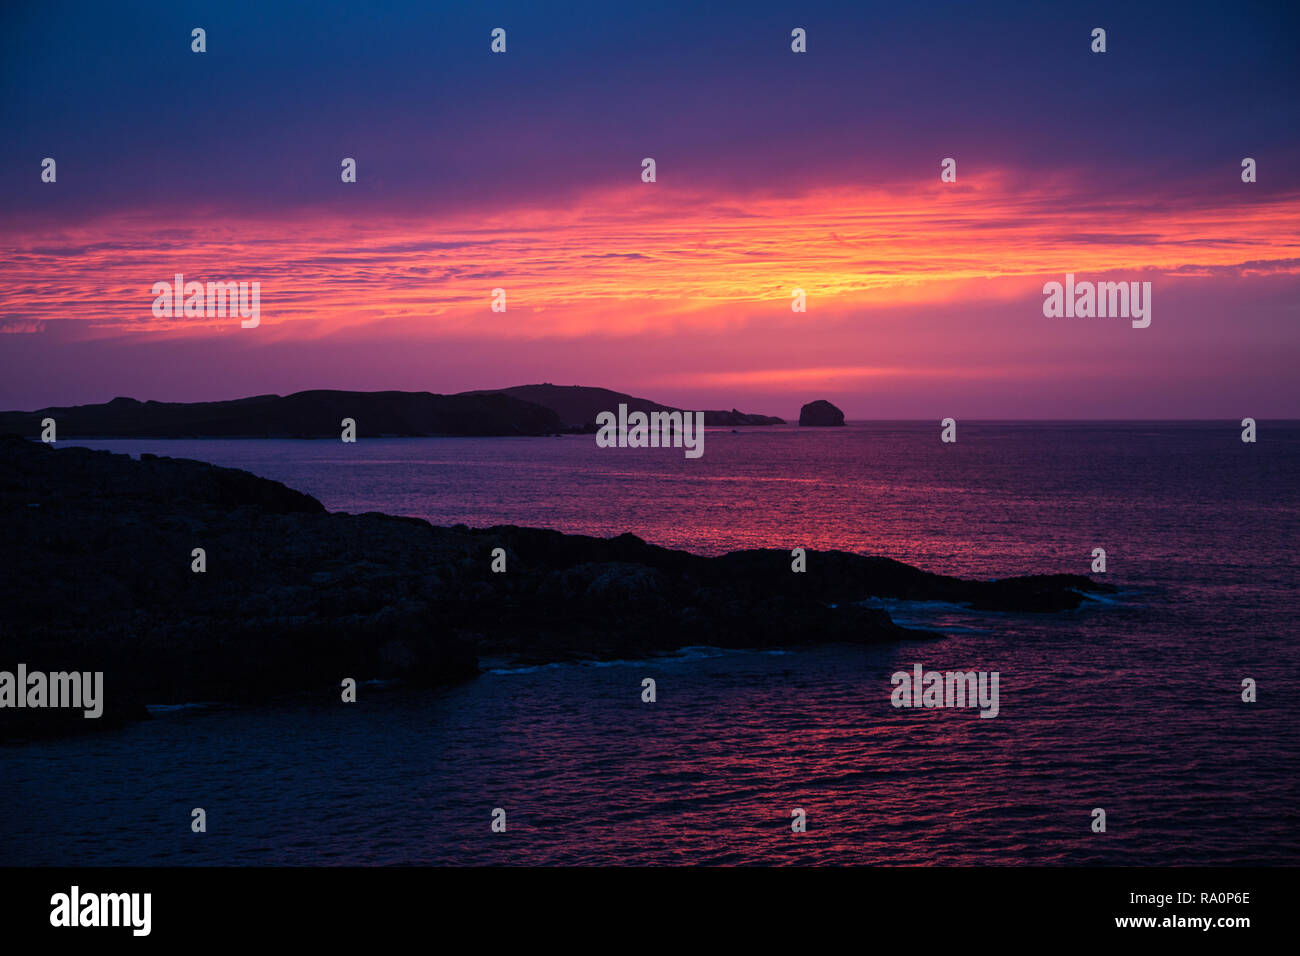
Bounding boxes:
[0,390,562,439]
[0,437,1111,739]
[799,400,845,427]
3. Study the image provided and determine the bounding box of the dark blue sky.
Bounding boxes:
[3,0,1297,220]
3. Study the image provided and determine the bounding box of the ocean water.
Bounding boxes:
[3,423,1298,865]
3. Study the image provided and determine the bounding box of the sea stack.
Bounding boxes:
[799,400,845,427]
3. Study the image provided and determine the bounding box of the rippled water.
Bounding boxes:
[4,423,1298,864]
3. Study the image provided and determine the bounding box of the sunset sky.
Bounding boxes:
[2,0,1298,418]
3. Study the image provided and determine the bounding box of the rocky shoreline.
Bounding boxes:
[0,437,1112,739]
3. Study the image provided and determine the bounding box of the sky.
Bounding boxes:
[1,0,1298,418]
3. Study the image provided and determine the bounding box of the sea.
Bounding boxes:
[3,422,1297,865]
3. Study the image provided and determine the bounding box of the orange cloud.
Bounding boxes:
[3,170,1298,339]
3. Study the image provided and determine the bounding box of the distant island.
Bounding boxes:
[800,400,846,427]
[1,436,1111,739]
[0,385,784,439]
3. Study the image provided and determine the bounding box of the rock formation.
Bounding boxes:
[799,400,845,426]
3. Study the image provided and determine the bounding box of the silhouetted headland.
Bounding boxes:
[0,437,1111,738]
[0,385,785,439]
[0,390,562,439]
